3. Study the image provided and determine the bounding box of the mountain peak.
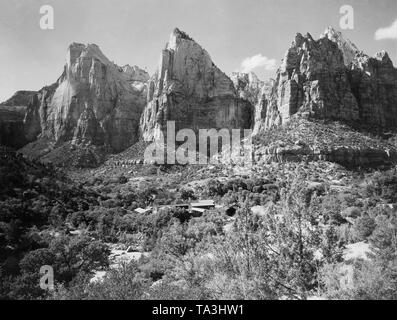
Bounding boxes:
[172,28,193,41]
[166,28,196,50]
[320,26,359,65]
[66,42,109,67]
[121,64,150,83]
[323,26,339,36]
[292,33,305,47]
[320,26,346,41]
[375,50,390,61]
[141,28,251,141]
[168,28,195,50]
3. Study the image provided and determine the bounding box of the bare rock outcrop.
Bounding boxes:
[256,32,359,131]
[0,91,36,109]
[349,51,397,128]
[253,118,397,168]
[230,72,264,106]
[320,26,359,65]
[254,28,397,135]
[21,43,149,155]
[252,79,275,135]
[140,28,252,141]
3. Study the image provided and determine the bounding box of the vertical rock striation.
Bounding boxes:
[231,71,264,106]
[140,28,252,141]
[349,51,397,128]
[320,26,359,66]
[23,43,149,152]
[254,27,397,134]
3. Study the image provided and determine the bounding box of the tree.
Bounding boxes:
[368,213,397,275]
[19,248,55,274]
[321,225,344,264]
[49,235,110,283]
[321,212,397,300]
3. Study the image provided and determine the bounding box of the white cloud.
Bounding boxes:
[375,18,397,40]
[240,54,277,73]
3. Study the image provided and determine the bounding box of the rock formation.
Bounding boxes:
[320,26,359,65]
[2,26,397,169]
[0,91,37,148]
[253,118,397,168]
[140,28,252,141]
[230,72,264,106]
[0,90,36,108]
[252,79,275,135]
[15,44,149,154]
[253,27,397,134]
[0,108,26,148]
[349,51,397,128]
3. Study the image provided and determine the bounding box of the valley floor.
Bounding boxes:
[1,144,397,300]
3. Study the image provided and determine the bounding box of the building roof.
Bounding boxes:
[173,203,190,208]
[191,207,207,213]
[191,200,215,207]
[134,207,151,214]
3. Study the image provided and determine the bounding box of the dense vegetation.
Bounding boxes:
[1,146,397,300]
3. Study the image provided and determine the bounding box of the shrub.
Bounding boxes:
[352,215,376,241]
[180,188,196,201]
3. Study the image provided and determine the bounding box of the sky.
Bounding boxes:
[0,0,397,102]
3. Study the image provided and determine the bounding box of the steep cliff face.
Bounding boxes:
[0,108,26,148]
[23,84,57,143]
[231,72,264,106]
[0,91,37,148]
[258,32,359,130]
[349,51,397,128]
[23,43,149,153]
[140,28,252,141]
[320,26,359,66]
[252,79,275,135]
[254,28,397,134]
[319,27,397,128]
[0,90,36,108]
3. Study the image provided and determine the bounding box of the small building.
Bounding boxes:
[191,207,207,214]
[173,203,190,209]
[134,207,152,214]
[191,200,215,209]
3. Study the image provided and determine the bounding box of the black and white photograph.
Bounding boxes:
[0,0,397,304]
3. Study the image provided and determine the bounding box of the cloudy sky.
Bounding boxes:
[0,0,396,101]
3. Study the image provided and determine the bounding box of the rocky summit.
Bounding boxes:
[9,44,149,159]
[253,27,397,133]
[320,26,360,66]
[1,26,397,169]
[139,28,252,141]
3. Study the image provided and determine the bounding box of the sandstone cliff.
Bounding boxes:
[320,26,359,66]
[0,90,36,108]
[253,28,397,134]
[140,28,252,141]
[252,79,275,135]
[22,43,149,153]
[2,27,397,169]
[0,91,37,148]
[349,51,397,128]
[230,72,264,106]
